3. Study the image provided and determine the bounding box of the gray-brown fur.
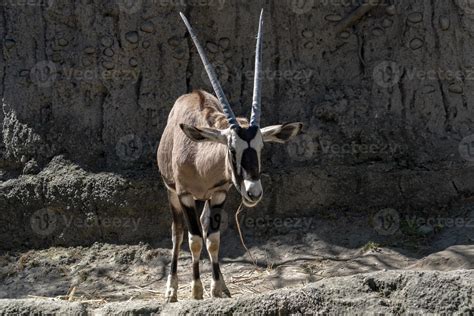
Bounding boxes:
[158,90,246,200]
[157,90,237,302]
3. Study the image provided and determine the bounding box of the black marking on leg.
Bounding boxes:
[171,258,178,274]
[181,204,202,237]
[208,204,224,235]
[195,200,205,213]
[212,263,220,280]
[210,211,221,233]
[193,261,200,280]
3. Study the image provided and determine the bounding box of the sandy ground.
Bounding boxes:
[0,206,473,306]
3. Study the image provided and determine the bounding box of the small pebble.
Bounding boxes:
[410,38,424,50]
[102,61,115,70]
[448,84,463,94]
[5,39,16,49]
[382,18,394,28]
[101,37,113,47]
[219,38,230,49]
[339,31,350,39]
[206,41,219,53]
[58,38,69,47]
[304,41,314,49]
[103,48,114,57]
[140,21,155,33]
[302,29,314,38]
[439,16,450,30]
[129,57,138,67]
[125,31,139,44]
[386,5,397,16]
[84,46,96,54]
[325,14,342,22]
[408,12,423,24]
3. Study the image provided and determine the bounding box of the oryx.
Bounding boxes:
[157,10,303,302]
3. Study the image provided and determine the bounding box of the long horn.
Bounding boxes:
[250,9,264,127]
[179,12,238,128]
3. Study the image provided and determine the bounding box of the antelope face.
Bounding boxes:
[180,122,303,207]
[228,125,263,207]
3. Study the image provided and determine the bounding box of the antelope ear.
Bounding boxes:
[261,122,303,143]
[180,124,227,144]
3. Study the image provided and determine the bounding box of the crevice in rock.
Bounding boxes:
[430,0,451,131]
[397,70,407,122]
[1,5,7,99]
[40,2,48,61]
[358,33,366,75]
[135,71,143,105]
[452,180,460,195]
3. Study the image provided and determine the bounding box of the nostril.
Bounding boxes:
[247,191,262,200]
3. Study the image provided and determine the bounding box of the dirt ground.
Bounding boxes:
[1,205,472,307]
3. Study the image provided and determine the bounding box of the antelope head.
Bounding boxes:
[179,10,303,208]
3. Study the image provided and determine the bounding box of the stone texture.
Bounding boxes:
[0,1,473,249]
[0,270,471,314]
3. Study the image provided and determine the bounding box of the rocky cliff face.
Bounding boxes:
[1,0,474,249]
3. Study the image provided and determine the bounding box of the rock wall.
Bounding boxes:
[1,0,474,249]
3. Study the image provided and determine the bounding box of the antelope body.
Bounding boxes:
[157,10,303,302]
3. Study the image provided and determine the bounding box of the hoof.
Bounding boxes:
[165,294,178,303]
[192,280,204,300]
[223,287,232,298]
[165,275,178,303]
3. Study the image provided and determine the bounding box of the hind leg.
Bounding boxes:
[165,190,184,303]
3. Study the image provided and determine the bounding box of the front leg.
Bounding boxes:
[202,191,231,298]
[165,190,183,303]
[179,194,204,300]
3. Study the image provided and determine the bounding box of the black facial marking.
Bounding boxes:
[241,148,259,180]
[236,125,259,142]
[228,147,241,181]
